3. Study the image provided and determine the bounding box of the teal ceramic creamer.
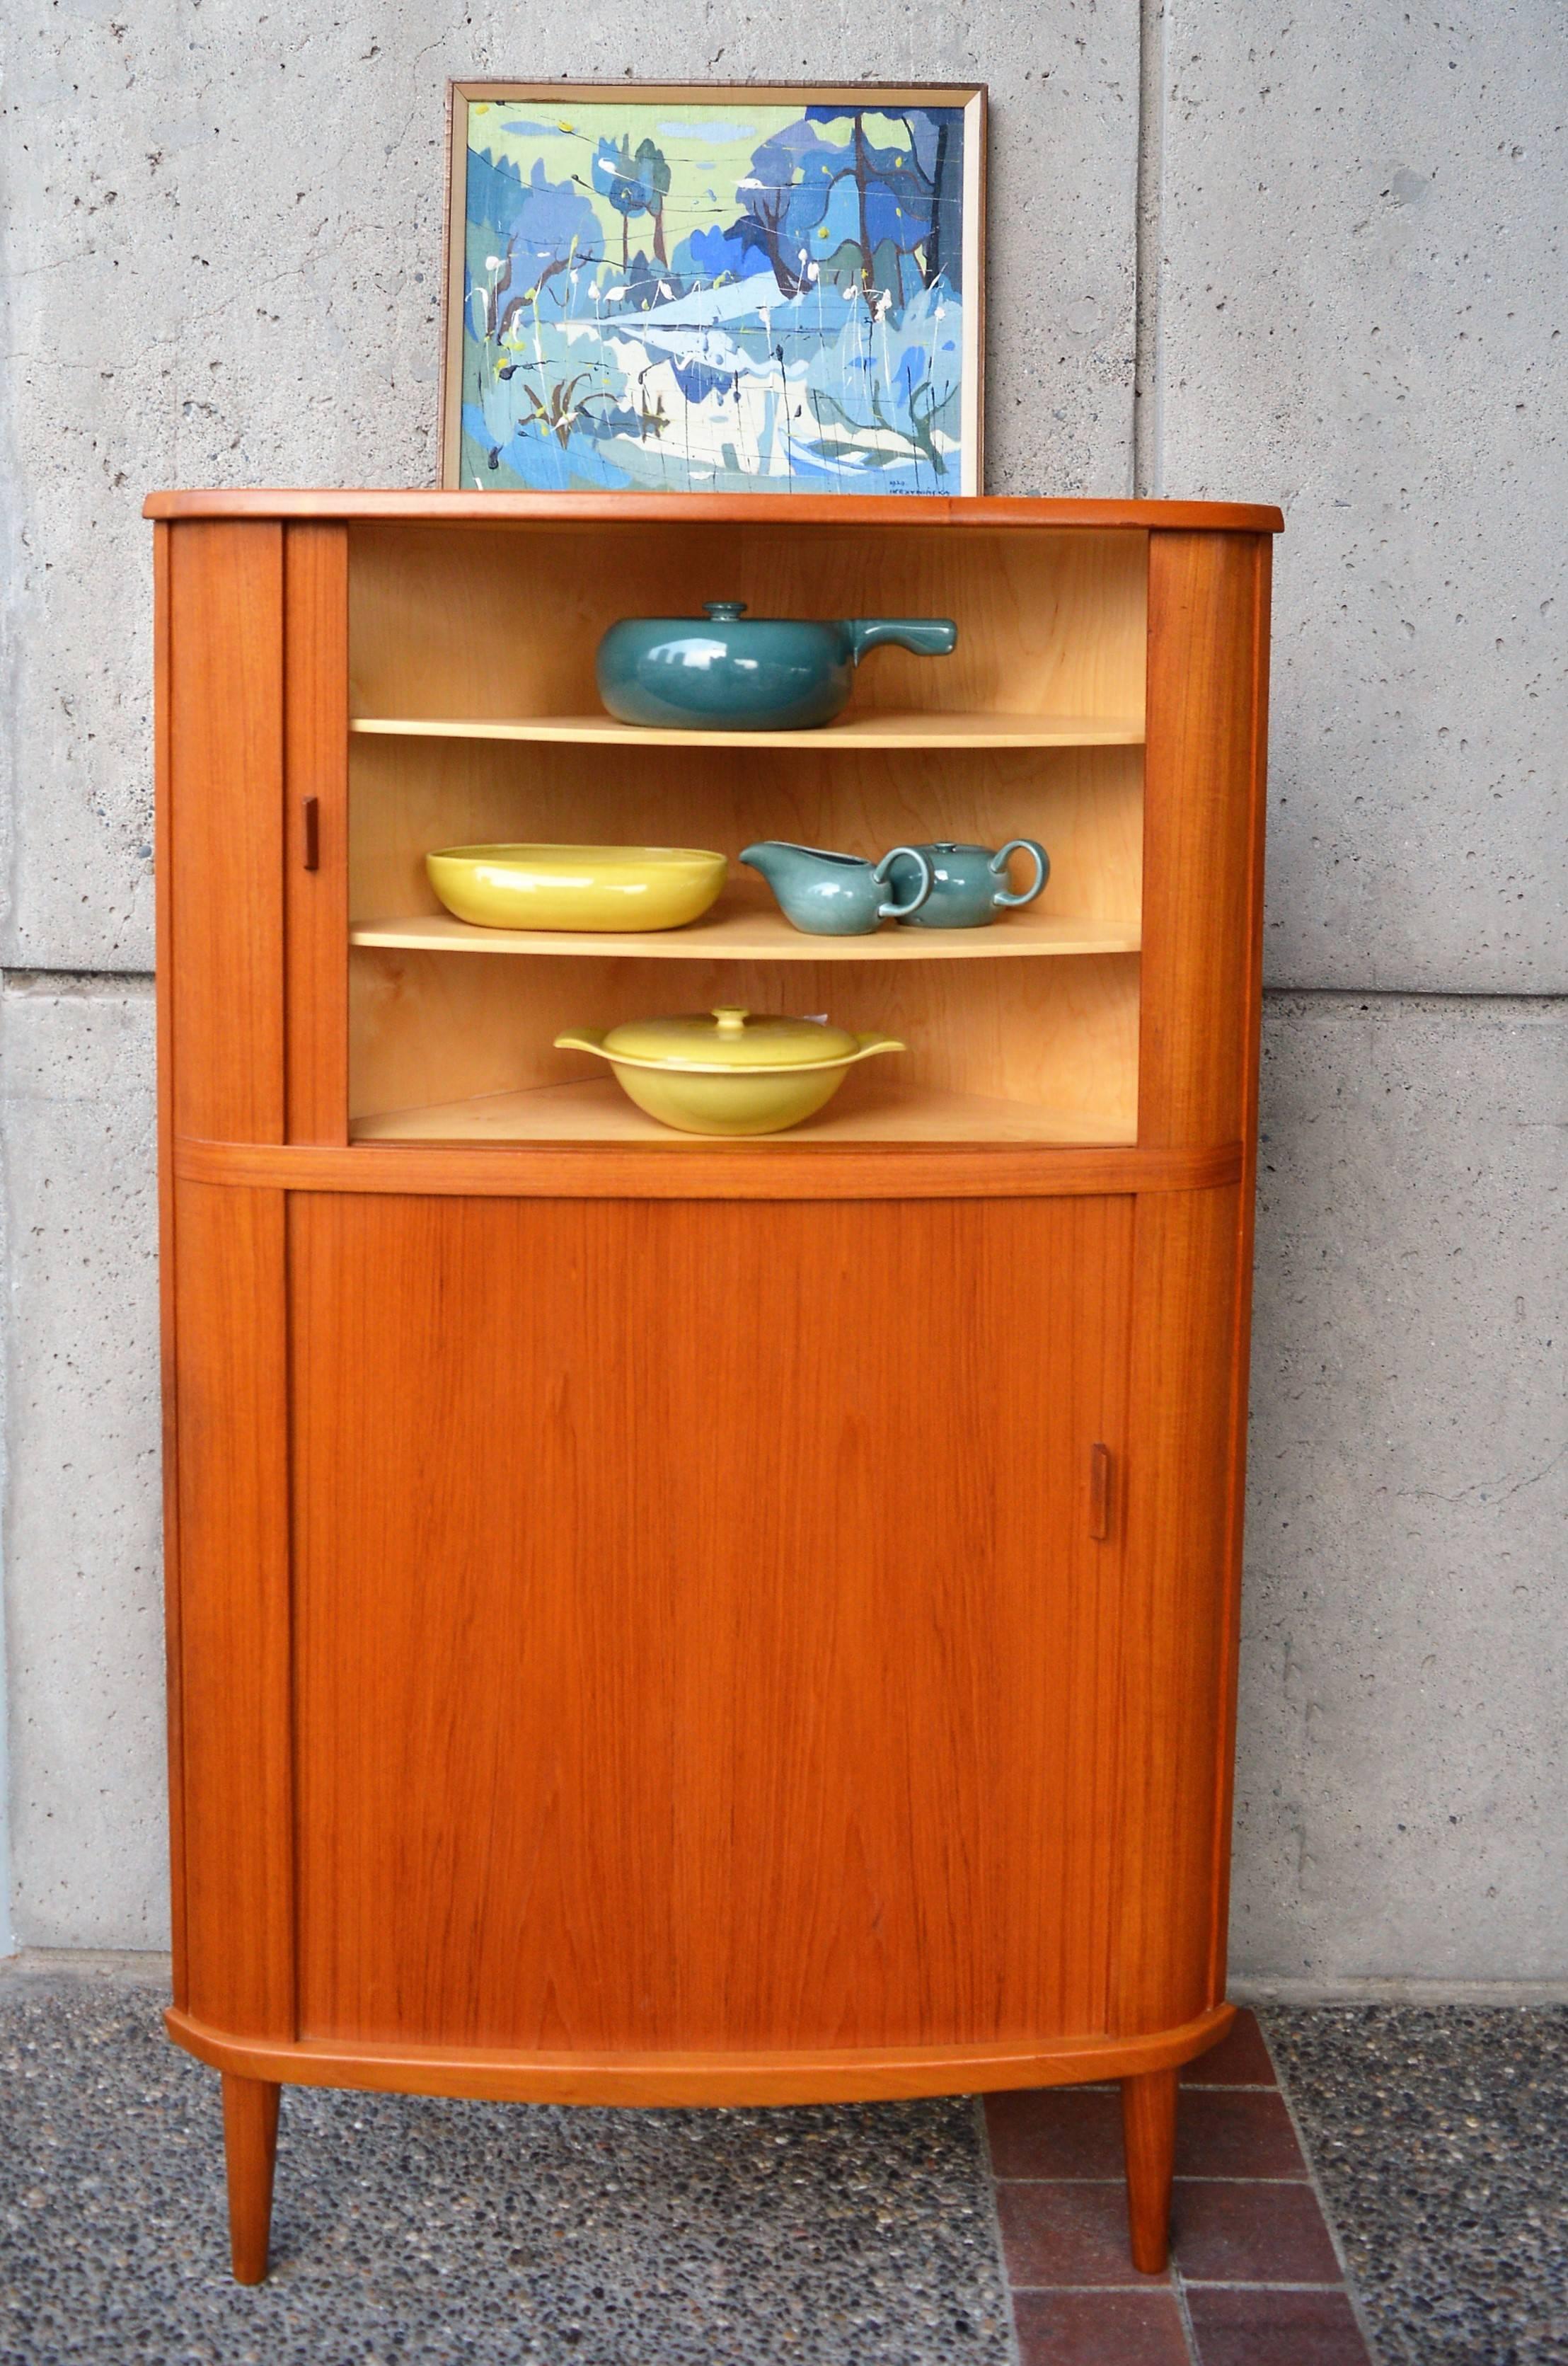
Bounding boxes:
[741,842,934,936]
[884,839,1050,928]
[596,602,958,731]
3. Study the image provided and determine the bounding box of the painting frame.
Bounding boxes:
[440,81,986,497]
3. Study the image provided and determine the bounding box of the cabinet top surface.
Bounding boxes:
[142,488,1284,532]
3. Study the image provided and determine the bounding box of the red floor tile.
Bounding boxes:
[1187,2286,1372,2365]
[1172,2088,1307,2179]
[1013,2287,1191,2365]
[985,2087,1125,2178]
[996,2179,1166,2288]
[1183,2009,1277,2086]
[1172,2176,1342,2283]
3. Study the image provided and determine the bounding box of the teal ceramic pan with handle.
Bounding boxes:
[596,602,957,730]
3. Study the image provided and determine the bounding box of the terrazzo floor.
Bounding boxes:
[1,1964,1564,2363]
[1266,2005,1568,2366]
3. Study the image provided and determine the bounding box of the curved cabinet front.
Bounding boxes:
[168,1171,1243,2097]
[152,492,1275,2279]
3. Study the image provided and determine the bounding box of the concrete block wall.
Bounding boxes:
[1,1,1562,1979]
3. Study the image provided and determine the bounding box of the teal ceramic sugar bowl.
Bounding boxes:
[596,602,957,731]
[884,839,1051,928]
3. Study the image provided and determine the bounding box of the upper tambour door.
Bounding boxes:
[289,1189,1133,2055]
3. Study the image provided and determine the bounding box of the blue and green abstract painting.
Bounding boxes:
[455,96,975,495]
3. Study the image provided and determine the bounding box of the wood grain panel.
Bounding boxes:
[168,522,286,1142]
[1207,538,1273,1996]
[172,1181,294,2039]
[154,520,188,2009]
[1138,533,1269,1147]
[1110,1184,1243,2036]
[284,524,349,1143]
[290,1193,1131,2055]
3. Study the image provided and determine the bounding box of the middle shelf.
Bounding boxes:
[350,907,1141,963]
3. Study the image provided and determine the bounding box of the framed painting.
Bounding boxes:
[441,81,985,495]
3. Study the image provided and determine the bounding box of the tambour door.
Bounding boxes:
[289,1188,1134,2057]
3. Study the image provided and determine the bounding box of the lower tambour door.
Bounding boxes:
[288,1189,1133,2057]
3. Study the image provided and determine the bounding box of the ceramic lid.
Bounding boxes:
[600,1006,860,1069]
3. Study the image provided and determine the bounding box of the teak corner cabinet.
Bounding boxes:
[148,488,1281,2285]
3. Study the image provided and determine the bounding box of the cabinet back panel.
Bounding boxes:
[290,1190,1132,2052]
[348,524,1147,724]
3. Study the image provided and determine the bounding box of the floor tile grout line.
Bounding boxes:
[1171,2264,1206,2366]
[1258,2012,1383,2365]
[973,2094,1026,2366]
[1006,2276,1359,2296]
[1006,2281,1175,2295]
[1180,2279,1362,2293]
[993,2173,1312,2186]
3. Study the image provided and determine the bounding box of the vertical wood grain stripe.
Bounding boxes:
[1206,536,1274,2002]
[1138,533,1269,1148]
[284,524,350,1144]
[173,1181,296,2040]
[288,1193,1131,2054]
[168,522,286,1143]
[154,520,189,2009]
[1111,1184,1242,2036]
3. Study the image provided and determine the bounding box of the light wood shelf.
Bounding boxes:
[350,711,1145,751]
[349,907,1142,963]
[350,1076,1138,1149]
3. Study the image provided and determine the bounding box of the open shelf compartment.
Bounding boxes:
[346,517,1148,1150]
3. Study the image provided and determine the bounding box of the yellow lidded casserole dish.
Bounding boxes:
[555,1006,904,1135]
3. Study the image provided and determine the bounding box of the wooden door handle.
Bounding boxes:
[301,796,321,871]
[1089,1442,1112,1541]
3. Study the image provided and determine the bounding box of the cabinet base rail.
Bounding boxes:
[170,2000,1234,2107]
[187,2010,1226,2285]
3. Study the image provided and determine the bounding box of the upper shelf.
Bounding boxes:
[350,713,1145,752]
[350,908,1141,963]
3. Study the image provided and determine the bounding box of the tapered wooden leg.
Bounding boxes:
[1122,2067,1179,2273]
[221,2074,281,2284]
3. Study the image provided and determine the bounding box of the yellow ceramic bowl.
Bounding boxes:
[427,844,727,933]
[555,1006,904,1136]
[609,1062,854,1136]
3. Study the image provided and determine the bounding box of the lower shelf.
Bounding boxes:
[350,1077,1138,1148]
